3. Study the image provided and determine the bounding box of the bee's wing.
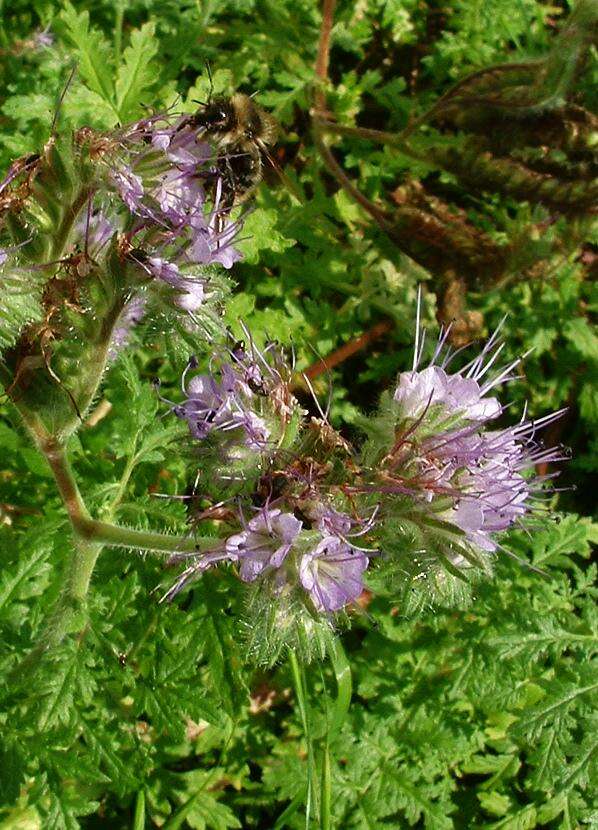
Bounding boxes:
[257,140,303,205]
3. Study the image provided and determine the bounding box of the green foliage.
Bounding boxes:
[59,4,159,123]
[0,0,596,828]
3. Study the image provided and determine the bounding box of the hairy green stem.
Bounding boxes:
[6,412,207,685]
[79,519,213,555]
[39,439,211,554]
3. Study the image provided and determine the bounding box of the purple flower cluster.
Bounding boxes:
[229,506,369,612]
[390,314,566,555]
[170,338,298,455]
[160,332,377,613]
[106,114,242,313]
[164,503,371,613]
[160,306,566,630]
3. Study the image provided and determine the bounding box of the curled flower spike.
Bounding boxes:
[368,292,566,562]
[168,335,301,460]
[106,114,242,278]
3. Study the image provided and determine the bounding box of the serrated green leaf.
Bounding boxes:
[563,318,598,361]
[115,23,158,122]
[60,3,116,114]
[237,209,295,264]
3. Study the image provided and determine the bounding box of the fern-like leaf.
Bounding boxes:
[115,22,159,122]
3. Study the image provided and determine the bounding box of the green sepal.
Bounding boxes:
[241,582,338,667]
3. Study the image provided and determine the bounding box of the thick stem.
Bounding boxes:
[314,0,337,113]
[302,319,393,380]
[42,436,92,526]
[313,119,396,234]
[312,4,399,237]
[317,118,408,148]
[37,440,211,554]
[80,519,214,555]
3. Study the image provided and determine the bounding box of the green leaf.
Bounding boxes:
[0,535,53,626]
[511,670,598,743]
[163,782,242,830]
[478,790,512,817]
[237,209,295,264]
[60,4,116,113]
[530,514,594,566]
[563,318,598,361]
[115,23,159,122]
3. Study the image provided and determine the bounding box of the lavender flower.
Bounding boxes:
[10,28,54,54]
[112,168,145,213]
[393,309,511,424]
[225,504,371,609]
[173,362,271,448]
[299,536,369,611]
[74,211,116,258]
[438,418,563,551]
[106,116,242,283]
[379,300,566,557]
[164,503,371,614]
[226,509,302,582]
[169,337,299,456]
[394,364,501,422]
[311,504,353,537]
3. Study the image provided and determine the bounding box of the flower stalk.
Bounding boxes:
[6,398,211,684]
[37,438,209,555]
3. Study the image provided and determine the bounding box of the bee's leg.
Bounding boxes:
[215,154,238,210]
[175,115,196,134]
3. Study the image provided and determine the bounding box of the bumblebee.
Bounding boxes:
[185,93,278,210]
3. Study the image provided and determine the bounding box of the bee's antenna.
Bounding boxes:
[192,99,208,106]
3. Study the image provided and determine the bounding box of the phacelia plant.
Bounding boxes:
[0,102,566,671]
